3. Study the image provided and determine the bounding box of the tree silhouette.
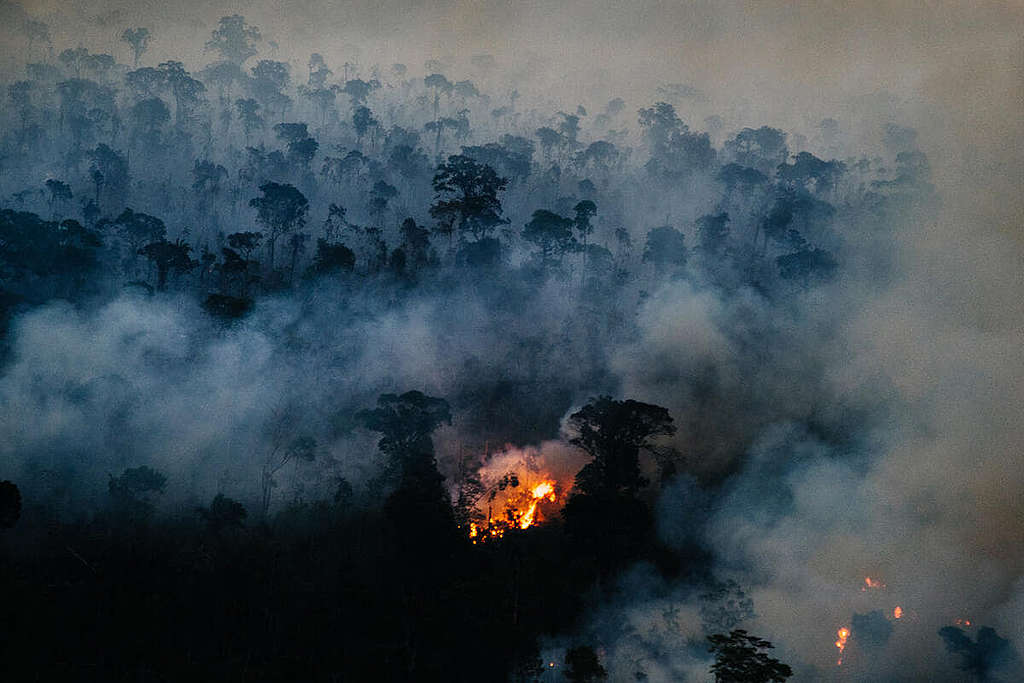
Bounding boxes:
[358,391,452,481]
[234,97,263,141]
[522,209,577,264]
[707,630,793,682]
[158,61,206,128]
[562,397,674,573]
[430,155,508,242]
[564,645,608,682]
[44,179,72,219]
[120,27,151,66]
[644,225,688,272]
[198,493,247,533]
[358,391,457,559]
[261,433,317,518]
[939,626,1020,680]
[307,238,356,276]
[573,200,597,245]
[87,144,129,206]
[130,97,170,144]
[568,396,675,497]
[108,466,167,523]
[424,72,453,121]
[343,78,377,106]
[638,101,716,178]
[352,105,379,147]
[139,239,195,290]
[250,182,309,270]
[696,212,731,256]
[206,15,261,65]
[723,127,788,176]
[227,231,263,262]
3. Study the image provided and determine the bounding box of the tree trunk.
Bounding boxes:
[267,234,277,271]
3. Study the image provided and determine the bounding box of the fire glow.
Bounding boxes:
[467,477,561,542]
[835,627,850,666]
[862,576,885,591]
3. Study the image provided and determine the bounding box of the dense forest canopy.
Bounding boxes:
[0,1,1022,681]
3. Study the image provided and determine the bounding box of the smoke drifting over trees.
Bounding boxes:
[0,1,1021,680]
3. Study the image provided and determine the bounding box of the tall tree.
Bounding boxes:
[234,98,263,142]
[522,209,576,264]
[568,396,675,497]
[158,61,206,128]
[44,179,73,219]
[430,155,508,242]
[120,27,151,66]
[139,239,195,290]
[250,182,309,270]
[643,225,688,272]
[573,200,597,245]
[638,101,716,179]
[206,15,261,65]
[359,391,451,476]
[723,127,788,176]
[260,434,317,517]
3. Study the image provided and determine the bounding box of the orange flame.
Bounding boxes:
[518,481,558,529]
[835,627,850,666]
[956,618,972,627]
[893,606,903,619]
[465,477,560,542]
[862,576,885,590]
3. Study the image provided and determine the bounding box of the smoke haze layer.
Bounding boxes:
[0,1,1021,680]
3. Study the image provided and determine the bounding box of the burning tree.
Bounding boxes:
[461,471,560,542]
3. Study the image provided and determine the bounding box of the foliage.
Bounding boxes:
[568,396,675,497]
[430,155,509,241]
[939,626,1021,680]
[707,630,793,683]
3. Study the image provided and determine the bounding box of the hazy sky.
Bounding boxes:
[8,0,1021,240]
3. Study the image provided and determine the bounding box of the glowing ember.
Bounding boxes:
[956,618,972,627]
[862,576,885,590]
[893,606,903,619]
[835,627,850,666]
